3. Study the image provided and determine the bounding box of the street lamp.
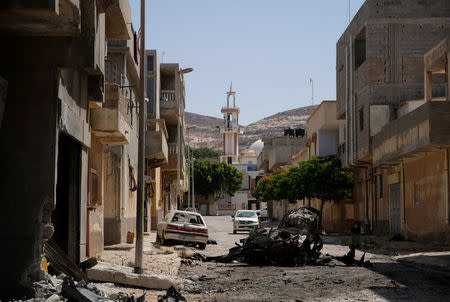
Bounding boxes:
[186,125,197,209]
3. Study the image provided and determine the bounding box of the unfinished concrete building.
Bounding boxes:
[0,0,133,297]
[159,63,188,214]
[89,14,140,252]
[371,38,450,243]
[336,0,450,237]
[145,50,169,230]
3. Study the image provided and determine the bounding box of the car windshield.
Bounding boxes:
[171,212,204,225]
[236,211,257,218]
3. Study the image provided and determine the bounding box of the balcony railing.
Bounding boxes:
[160,90,176,102]
[168,143,178,154]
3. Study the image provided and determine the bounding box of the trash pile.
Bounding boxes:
[194,206,371,267]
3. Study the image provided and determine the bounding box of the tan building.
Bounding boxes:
[159,63,189,215]
[0,0,133,296]
[145,50,168,230]
[336,0,450,238]
[88,12,140,255]
[371,39,450,243]
[291,101,353,233]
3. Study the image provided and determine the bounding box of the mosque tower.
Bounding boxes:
[219,83,242,164]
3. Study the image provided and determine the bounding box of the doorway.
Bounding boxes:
[52,132,81,264]
[389,183,401,234]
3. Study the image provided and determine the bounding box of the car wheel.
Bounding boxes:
[198,243,206,250]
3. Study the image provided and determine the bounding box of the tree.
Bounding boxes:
[193,160,243,202]
[185,146,221,161]
[252,156,353,230]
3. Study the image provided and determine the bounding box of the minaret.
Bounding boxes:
[220,83,242,164]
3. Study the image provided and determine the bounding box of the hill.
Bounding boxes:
[185,105,318,151]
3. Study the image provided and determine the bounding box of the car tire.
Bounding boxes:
[198,243,206,250]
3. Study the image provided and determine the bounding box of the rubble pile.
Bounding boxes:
[197,206,325,267]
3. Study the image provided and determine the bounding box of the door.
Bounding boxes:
[389,183,401,234]
[53,132,81,264]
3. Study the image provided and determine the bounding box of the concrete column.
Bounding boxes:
[447,55,450,102]
[425,71,433,102]
[80,147,88,261]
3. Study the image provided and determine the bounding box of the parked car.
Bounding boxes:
[184,207,198,213]
[232,210,259,234]
[157,210,208,249]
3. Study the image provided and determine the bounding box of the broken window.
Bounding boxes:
[355,27,366,70]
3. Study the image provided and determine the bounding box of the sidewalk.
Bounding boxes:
[86,232,185,290]
[322,234,450,271]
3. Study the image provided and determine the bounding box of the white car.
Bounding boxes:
[233,210,260,234]
[157,210,208,249]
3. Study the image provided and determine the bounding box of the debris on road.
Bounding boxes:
[157,286,187,302]
[207,238,218,245]
[334,244,372,267]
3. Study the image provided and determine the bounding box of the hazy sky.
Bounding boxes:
[130,0,366,125]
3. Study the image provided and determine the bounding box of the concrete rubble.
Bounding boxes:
[86,262,188,290]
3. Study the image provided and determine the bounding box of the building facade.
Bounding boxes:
[336,0,450,239]
[0,0,134,296]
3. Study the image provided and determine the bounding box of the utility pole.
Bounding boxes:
[134,0,146,274]
[348,0,351,24]
[310,78,314,106]
[186,125,197,209]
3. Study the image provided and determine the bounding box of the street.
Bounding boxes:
[178,216,450,302]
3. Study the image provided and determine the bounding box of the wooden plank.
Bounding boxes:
[44,239,87,282]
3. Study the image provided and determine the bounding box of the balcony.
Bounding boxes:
[103,0,131,40]
[373,101,450,168]
[90,84,132,145]
[0,0,81,36]
[160,90,180,121]
[145,130,168,168]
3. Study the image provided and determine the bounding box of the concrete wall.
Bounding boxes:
[318,129,339,157]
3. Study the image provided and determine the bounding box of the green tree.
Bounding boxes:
[252,156,353,230]
[193,160,243,200]
[185,146,221,161]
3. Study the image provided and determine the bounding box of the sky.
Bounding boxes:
[130,0,366,125]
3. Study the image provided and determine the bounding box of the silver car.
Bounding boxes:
[233,210,260,234]
[157,210,208,249]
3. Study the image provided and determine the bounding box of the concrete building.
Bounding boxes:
[258,136,302,173]
[336,0,450,237]
[371,38,450,243]
[89,15,140,254]
[291,101,353,233]
[145,50,169,230]
[159,63,189,215]
[0,0,133,296]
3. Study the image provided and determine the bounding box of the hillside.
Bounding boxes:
[185,105,318,151]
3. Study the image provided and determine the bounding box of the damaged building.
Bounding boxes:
[336,0,450,241]
[0,0,190,298]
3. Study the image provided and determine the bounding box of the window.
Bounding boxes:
[376,174,383,198]
[355,27,366,70]
[146,78,155,114]
[359,108,364,131]
[147,55,154,71]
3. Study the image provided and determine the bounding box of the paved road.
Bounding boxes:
[203,215,247,256]
[179,215,450,301]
